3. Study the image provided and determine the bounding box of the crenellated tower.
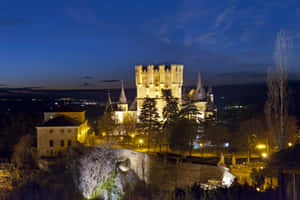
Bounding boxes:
[135,64,183,120]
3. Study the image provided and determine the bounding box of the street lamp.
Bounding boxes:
[261,152,268,158]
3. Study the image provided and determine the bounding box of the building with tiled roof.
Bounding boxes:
[36,112,89,157]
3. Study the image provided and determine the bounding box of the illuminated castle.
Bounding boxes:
[135,64,183,119]
[111,64,215,128]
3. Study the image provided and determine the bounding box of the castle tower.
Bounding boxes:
[193,72,206,101]
[135,64,183,120]
[105,90,113,111]
[207,86,214,103]
[118,80,128,111]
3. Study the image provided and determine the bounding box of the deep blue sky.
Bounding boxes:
[0,0,300,88]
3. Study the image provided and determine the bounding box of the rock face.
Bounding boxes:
[70,148,150,200]
[70,147,235,199]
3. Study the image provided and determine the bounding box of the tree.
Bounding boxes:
[162,89,179,152]
[122,114,137,145]
[11,134,36,169]
[162,89,179,122]
[179,101,199,121]
[265,30,292,150]
[169,118,198,156]
[97,107,116,140]
[285,116,298,145]
[203,122,230,148]
[238,119,268,162]
[138,98,161,151]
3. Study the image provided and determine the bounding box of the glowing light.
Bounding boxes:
[261,152,268,158]
[288,142,293,147]
[102,132,106,136]
[199,143,203,147]
[120,136,124,141]
[224,142,229,147]
[138,139,143,144]
[256,187,260,192]
[256,144,266,149]
[130,134,135,138]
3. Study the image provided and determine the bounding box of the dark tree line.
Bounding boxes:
[0,112,42,159]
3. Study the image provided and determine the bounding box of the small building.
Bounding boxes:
[113,81,137,125]
[36,111,89,157]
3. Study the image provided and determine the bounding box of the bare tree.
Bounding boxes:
[265,30,292,150]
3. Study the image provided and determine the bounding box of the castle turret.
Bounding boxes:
[105,90,113,111]
[118,80,128,111]
[193,72,206,101]
[207,86,214,103]
[119,80,127,104]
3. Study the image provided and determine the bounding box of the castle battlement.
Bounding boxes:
[135,64,183,87]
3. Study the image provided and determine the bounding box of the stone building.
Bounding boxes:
[104,65,216,136]
[36,111,89,157]
[185,73,217,121]
[135,64,183,120]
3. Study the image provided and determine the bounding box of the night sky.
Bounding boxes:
[0,0,300,88]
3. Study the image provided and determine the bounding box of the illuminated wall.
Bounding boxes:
[37,111,89,157]
[135,64,183,120]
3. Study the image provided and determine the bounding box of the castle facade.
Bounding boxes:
[135,64,183,120]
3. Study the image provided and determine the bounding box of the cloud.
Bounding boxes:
[0,84,7,87]
[66,7,103,25]
[215,6,235,31]
[81,75,93,80]
[80,82,91,87]
[99,80,120,83]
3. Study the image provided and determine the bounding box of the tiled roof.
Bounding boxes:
[39,116,81,127]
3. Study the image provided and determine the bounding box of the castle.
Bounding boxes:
[112,64,216,127]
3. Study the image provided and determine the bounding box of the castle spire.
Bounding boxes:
[105,90,113,111]
[194,72,206,101]
[119,80,127,104]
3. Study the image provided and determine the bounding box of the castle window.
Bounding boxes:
[49,129,53,133]
[68,140,72,146]
[49,140,53,147]
[60,129,64,133]
[68,129,72,133]
[61,140,64,147]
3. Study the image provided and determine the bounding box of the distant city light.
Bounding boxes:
[138,139,143,144]
[288,142,293,147]
[224,142,229,147]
